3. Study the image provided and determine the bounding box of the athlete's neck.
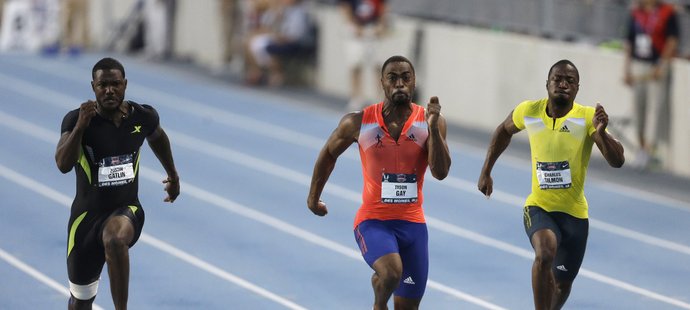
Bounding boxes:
[382,100,412,121]
[97,101,129,126]
[546,102,572,119]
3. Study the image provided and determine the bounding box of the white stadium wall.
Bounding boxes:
[315,5,690,177]
[85,3,690,177]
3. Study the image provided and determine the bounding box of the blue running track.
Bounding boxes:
[0,53,689,309]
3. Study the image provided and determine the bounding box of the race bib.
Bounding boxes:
[98,154,135,187]
[635,34,652,58]
[381,173,417,203]
[536,161,572,189]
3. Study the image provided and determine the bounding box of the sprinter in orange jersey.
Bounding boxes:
[307,55,451,310]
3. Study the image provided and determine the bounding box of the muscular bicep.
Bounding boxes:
[55,131,78,173]
[501,111,521,136]
[323,113,360,159]
[146,125,163,142]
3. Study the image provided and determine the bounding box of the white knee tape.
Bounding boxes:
[69,280,99,300]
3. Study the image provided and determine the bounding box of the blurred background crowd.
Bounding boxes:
[1,0,690,175]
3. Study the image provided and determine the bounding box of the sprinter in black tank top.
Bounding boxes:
[55,57,180,310]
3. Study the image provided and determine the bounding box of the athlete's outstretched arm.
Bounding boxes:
[307,112,361,216]
[425,96,451,180]
[147,126,180,202]
[592,103,625,168]
[55,101,97,173]
[478,111,521,198]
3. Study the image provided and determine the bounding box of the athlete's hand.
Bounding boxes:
[477,173,493,198]
[76,100,97,130]
[593,103,609,134]
[426,96,441,130]
[163,176,180,203]
[308,199,328,216]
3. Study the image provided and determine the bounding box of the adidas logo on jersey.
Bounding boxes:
[556,265,568,272]
[403,276,415,285]
[559,125,570,133]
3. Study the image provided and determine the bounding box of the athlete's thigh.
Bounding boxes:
[524,206,562,247]
[67,205,145,283]
[102,205,146,248]
[394,221,428,299]
[67,210,108,284]
[552,212,589,282]
[354,220,399,268]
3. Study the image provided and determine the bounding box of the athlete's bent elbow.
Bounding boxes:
[431,169,449,180]
[609,158,625,168]
[56,162,73,174]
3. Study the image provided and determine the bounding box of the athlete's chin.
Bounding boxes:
[552,96,570,107]
[391,94,410,105]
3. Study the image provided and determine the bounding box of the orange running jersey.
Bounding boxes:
[354,102,429,228]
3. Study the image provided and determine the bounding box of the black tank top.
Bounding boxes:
[60,101,159,215]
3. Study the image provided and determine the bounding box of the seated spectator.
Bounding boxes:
[61,0,89,56]
[244,0,311,87]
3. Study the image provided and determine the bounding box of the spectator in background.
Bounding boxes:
[0,0,4,27]
[219,0,241,71]
[143,0,176,60]
[243,0,309,87]
[623,0,679,170]
[61,0,89,56]
[340,0,388,110]
[240,0,277,75]
[244,0,276,32]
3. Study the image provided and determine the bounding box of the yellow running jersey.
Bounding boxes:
[512,99,596,219]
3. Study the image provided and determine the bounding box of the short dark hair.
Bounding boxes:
[92,57,126,80]
[381,55,415,76]
[547,59,578,80]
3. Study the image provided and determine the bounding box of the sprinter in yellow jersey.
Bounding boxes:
[478,60,625,310]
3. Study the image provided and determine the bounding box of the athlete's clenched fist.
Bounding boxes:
[426,96,441,129]
[76,100,97,130]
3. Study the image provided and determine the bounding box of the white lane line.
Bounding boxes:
[429,176,690,256]
[123,87,690,212]
[172,127,690,258]
[0,164,307,310]
[4,64,690,255]
[8,56,690,212]
[138,235,308,310]
[0,112,505,309]
[162,129,690,309]
[1,64,689,307]
[0,248,106,310]
[1,109,681,309]
[140,167,507,310]
[2,105,689,309]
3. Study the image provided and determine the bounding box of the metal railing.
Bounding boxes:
[320,0,690,57]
